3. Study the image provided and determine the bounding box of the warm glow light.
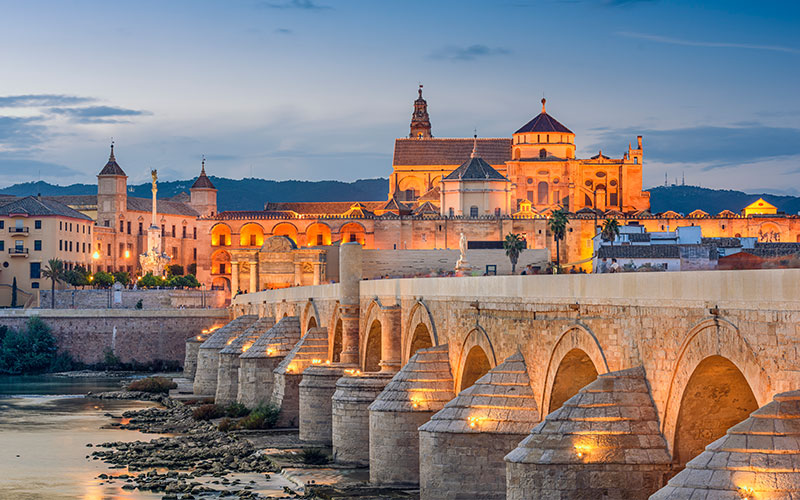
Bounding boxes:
[226,338,234,345]
[574,444,592,459]
[344,368,358,376]
[124,250,130,258]
[467,416,484,428]
[311,359,322,364]
[92,251,100,259]
[287,363,297,373]
[241,342,253,353]
[325,360,330,365]
[196,335,202,341]
[266,348,275,356]
[738,486,755,500]
[201,329,208,334]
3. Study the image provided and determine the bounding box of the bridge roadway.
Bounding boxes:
[223,267,800,499]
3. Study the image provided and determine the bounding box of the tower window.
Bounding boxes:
[539,148,547,159]
[634,157,639,164]
[448,207,454,217]
[469,206,479,218]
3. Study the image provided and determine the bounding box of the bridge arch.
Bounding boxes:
[327,303,343,363]
[541,324,609,416]
[455,326,498,393]
[271,222,299,245]
[360,301,383,372]
[300,300,320,334]
[662,318,770,466]
[403,301,438,363]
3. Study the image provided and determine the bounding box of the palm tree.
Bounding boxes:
[601,218,621,246]
[547,209,569,271]
[42,258,64,309]
[503,233,526,274]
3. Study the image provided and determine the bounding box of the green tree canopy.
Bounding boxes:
[503,233,526,274]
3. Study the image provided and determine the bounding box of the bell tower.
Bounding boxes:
[96,142,127,228]
[409,84,432,139]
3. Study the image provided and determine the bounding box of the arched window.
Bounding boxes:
[634,157,639,164]
[448,207,454,217]
[469,206,479,218]
[537,182,548,204]
[514,148,521,160]
[494,207,501,217]
[539,148,547,159]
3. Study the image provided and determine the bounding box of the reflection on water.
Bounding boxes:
[0,375,297,500]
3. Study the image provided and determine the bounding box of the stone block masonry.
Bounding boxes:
[298,364,346,445]
[193,315,258,396]
[0,308,229,366]
[332,372,393,465]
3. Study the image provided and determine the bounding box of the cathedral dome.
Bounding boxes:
[514,98,573,134]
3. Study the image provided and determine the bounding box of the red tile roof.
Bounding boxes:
[393,138,511,166]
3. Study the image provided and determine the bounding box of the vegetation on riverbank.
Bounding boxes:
[0,317,76,374]
[126,376,177,394]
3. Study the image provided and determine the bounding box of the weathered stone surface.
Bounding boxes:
[215,317,275,405]
[271,327,328,427]
[237,316,301,408]
[419,351,540,500]
[369,344,454,486]
[298,364,346,445]
[506,367,672,500]
[332,372,393,466]
[651,390,800,500]
[193,315,258,396]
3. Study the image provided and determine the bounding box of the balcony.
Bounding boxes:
[9,227,29,235]
[9,247,29,256]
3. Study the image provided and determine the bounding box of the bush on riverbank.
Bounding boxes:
[126,376,177,393]
[232,403,280,430]
[0,317,80,374]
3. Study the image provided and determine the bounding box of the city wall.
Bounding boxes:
[0,308,230,365]
[38,288,228,310]
[232,269,800,456]
[360,248,549,277]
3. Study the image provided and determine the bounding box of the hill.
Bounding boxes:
[0,177,390,212]
[647,185,800,216]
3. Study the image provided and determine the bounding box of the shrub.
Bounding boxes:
[167,264,184,277]
[224,402,250,418]
[127,376,177,394]
[113,271,130,285]
[300,448,329,465]
[103,349,122,369]
[64,266,91,287]
[235,403,280,430]
[0,317,58,374]
[135,299,143,309]
[218,417,234,432]
[193,404,224,421]
[187,263,197,275]
[92,271,114,288]
[137,272,164,289]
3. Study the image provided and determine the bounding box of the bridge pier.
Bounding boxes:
[193,315,258,396]
[368,344,454,486]
[331,371,393,465]
[505,367,672,500]
[379,305,402,372]
[299,364,347,445]
[216,317,275,405]
[183,332,209,380]
[419,351,540,500]
[651,390,800,499]
[237,316,301,408]
[271,327,328,428]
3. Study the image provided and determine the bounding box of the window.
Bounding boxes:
[219,263,226,274]
[349,234,356,243]
[634,157,638,164]
[82,242,86,253]
[139,222,143,235]
[15,240,23,250]
[15,220,23,229]
[34,220,41,229]
[31,282,39,289]
[171,225,176,237]
[127,221,131,234]
[546,134,550,143]
[182,226,187,238]
[193,227,197,239]
[316,234,323,245]
[30,262,41,279]
[69,223,72,231]
[448,207,454,217]
[59,240,63,251]
[193,248,197,260]
[539,148,547,159]
[69,241,72,252]
[495,208,501,217]
[82,225,85,233]
[107,243,111,257]
[104,220,109,227]
[172,247,178,259]
[161,225,165,237]
[0,241,4,251]
[119,243,124,257]
[34,240,41,251]
[250,234,256,246]
[120,220,124,232]
[538,182,549,204]
[469,206,479,218]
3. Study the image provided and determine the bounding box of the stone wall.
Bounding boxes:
[360,248,549,278]
[39,288,227,310]
[0,308,229,365]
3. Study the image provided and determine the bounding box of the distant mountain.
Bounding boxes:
[648,185,800,215]
[0,177,390,212]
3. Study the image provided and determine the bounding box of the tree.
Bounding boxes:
[167,264,184,277]
[137,272,165,288]
[503,233,526,274]
[11,277,17,308]
[601,218,621,246]
[92,271,114,288]
[41,258,64,309]
[65,266,91,287]
[547,209,569,271]
[113,271,130,285]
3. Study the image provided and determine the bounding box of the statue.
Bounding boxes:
[139,168,170,276]
[455,232,471,275]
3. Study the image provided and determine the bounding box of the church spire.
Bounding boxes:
[541,97,546,114]
[109,140,115,161]
[409,84,432,139]
[470,133,478,158]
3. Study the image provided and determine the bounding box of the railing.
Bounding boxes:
[9,247,29,255]
[9,227,29,234]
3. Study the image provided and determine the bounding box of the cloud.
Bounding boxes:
[430,44,512,61]
[588,124,800,169]
[258,0,331,10]
[0,156,85,185]
[617,31,800,55]
[274,28,293,34]
[49,105,151,124]
[0,116,47,150]
[0,94,95,108]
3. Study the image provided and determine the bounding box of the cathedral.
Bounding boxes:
[390,85,650,215]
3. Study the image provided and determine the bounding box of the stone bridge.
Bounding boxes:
[194,242,800,499]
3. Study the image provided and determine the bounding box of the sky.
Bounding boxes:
[1,0,799,193]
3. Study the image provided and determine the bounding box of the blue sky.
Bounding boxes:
[1,0,799,193]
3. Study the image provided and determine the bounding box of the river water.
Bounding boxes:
[0,374,294,500]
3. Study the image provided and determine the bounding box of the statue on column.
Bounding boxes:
[455,232,471,275]
[139,168,170,277]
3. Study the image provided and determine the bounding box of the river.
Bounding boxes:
[0,374,295,500]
